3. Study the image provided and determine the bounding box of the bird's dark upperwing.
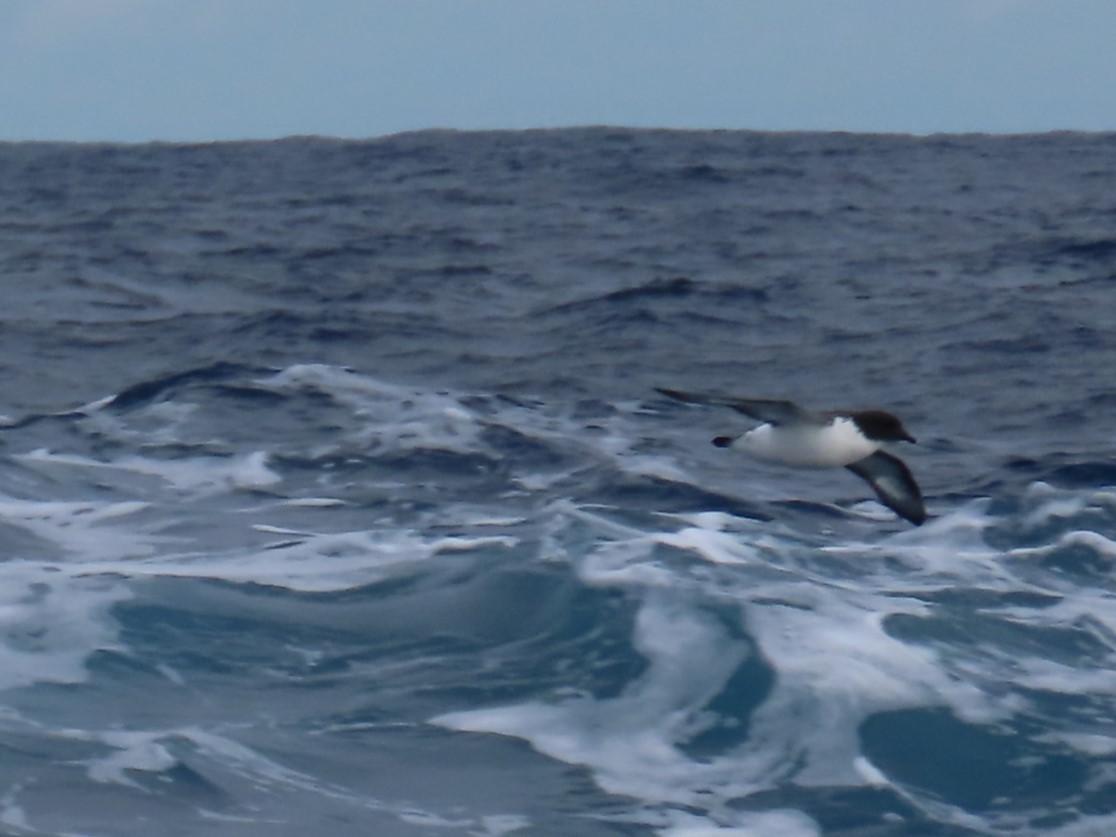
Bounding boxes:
[845,451,927,526]
[655,388,819,426]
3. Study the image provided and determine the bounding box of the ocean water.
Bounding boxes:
[2,129,1116,836]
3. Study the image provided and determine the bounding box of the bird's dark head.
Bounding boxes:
[849,410,916,444]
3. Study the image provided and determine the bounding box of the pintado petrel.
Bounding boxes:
[656,388,927,525]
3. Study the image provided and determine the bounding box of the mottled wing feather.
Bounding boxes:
[845,451,927,525]
[655,388,820,426]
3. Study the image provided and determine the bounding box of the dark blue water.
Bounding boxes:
[2,129,1116,835]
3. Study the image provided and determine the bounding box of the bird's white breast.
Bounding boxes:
[733,418,878,468]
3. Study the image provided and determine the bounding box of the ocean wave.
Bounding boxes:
[5,130,1116,834]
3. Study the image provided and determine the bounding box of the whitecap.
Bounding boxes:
[0,563,131,691]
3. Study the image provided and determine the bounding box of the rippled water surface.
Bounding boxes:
[2,130,1116,835]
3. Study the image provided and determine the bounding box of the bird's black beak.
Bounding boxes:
[712,436,733,448]
[904,433,917,444]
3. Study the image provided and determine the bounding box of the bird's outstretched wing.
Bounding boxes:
[656,388,819,426]
[845,451,927,525]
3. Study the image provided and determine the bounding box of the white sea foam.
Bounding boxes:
[5,363,1115,833]
[653,523,758,565]
[248,365,698,496]
[79,725,526,835]
[85,729,179,787]
[58,528,519,593]
[656,808,821,837]
[259,364,490,455]
[0,787,30,833]
[435,497,1030,827]
[18,448,281,495]
[0,493,155,560]
[436,591,754,807]
[0,563,130,691]
[5,430,519,594]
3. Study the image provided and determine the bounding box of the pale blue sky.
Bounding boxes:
[3,0,1114,142]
